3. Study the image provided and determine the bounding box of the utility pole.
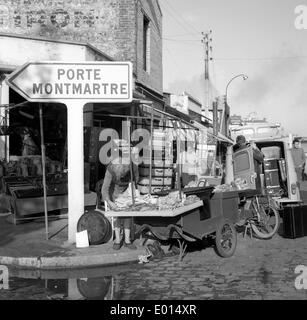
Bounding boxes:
[201,31,213,115]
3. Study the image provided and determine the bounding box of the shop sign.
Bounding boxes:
[6,61,133,103]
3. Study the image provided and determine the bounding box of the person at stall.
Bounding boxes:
[291,138,306,183]
[181,142,198,187]
[233,135,264,191]
[21,128,39,156]
[101,141,139,251]
[233,135,248,152]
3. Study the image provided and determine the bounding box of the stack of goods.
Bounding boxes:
[213,182,238,193]
[156,191,183,210]
[196,143,216,176]
[46,160,63,174]
[3,161,18,176]
[2,157,64,177]
[114,185,158,211]
[138,130,174,194]
[114,187,200,212]
[261,146,285,196]
[263,159,282,196]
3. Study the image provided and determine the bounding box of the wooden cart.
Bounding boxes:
[104,187,240,258]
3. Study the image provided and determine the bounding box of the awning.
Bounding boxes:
[191,120,234,144]
[217,132,234,144]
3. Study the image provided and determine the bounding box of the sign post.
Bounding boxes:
[39,103,49,241]
[6,61,133,243]
[66,101,85,243]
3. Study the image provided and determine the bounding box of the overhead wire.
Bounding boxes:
[164,43,200,98]
[163,37,201,42]
[162,0,201,35]
[214,55,307,61]
[164,32,201,37]
[159,0,201,41]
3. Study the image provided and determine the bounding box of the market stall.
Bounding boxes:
[77,104,241,258]
[0,100,96,228]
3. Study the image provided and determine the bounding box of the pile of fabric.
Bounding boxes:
[156,192,200,210]
[157,191,184,210]
[114,186,200,212]
[213,177,251,193]
[114,185,158,211]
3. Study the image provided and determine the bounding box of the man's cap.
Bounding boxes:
[236,135,246,144]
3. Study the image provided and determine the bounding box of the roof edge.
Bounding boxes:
[0,32,114,61]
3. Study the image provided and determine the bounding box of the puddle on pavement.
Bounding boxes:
[1,252,306,300]
[1,263,145,300]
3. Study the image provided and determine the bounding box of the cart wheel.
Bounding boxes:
[214,220,237,258]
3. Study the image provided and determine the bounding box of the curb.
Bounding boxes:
[0,249,147,270]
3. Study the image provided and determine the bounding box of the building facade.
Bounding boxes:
[163,91,203,123]
[0,0,163,107]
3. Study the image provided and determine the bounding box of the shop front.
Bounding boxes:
[0,34,113,229]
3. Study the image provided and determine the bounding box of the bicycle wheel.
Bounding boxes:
[250,202,280,239]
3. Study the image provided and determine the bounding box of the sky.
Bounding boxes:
[161,0,307,135]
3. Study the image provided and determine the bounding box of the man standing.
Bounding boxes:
[291,139,306,182]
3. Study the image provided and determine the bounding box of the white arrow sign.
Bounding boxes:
[6,61,133,103]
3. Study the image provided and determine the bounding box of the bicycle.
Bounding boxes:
[237,192,280,239]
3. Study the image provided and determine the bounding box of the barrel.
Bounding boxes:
[77,210,112,245]
[77,277,112,300]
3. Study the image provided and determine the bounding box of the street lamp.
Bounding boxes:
[225,74,248,105]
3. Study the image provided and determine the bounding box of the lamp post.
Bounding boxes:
[225,74,248,106]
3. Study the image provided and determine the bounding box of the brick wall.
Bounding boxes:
[135,0,163,94]
[0,0,162,94]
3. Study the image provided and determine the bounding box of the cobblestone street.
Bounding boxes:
[109,234,307,300]
[1,233,306,300]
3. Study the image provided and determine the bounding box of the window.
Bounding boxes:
[234,151,250,173]
[261,146,281,159]
[143,15,150,72]
[257,127,278,134]
[241,128,255,135]
[234,128,254,137]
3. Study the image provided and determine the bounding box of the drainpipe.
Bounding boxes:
[0,76,9,162]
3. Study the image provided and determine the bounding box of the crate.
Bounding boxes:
[283,205,307,239]
[142,157,173,167]
[264,170,280,187]
[137,184,171,195]
[266,186,283,196]
[139,176,172,186]
[261,146,281,159]
[139,166,173,177]
[264,159,279,170]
